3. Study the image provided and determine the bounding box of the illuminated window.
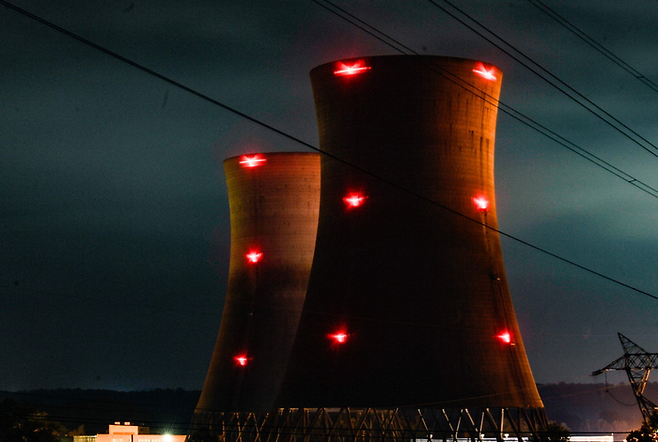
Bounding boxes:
[234,355,249,366]
[473,196,489,211]
[496,331,514,345]
[328,331,349,344]
[239,155,267,168]
[343,192,367,208]
[334,60,371,76]
[473,63,497,81]
[246,250,263,263]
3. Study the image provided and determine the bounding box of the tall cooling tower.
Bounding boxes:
[195,152,320,414]
[277,55,543,410]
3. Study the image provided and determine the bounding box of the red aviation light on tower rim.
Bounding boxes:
[473,62,497,81]
[496,330,515,346]
[245,250,263,264]
[239,154,267,168]
[343,192,367,208]
[333,59,372,77]
[473,195,489,212]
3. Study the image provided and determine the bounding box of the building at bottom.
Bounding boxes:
[73,422,185,442]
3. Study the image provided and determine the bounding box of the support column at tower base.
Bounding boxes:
[189,406,548,442]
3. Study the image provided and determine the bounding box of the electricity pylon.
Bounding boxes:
[592,333,658,422]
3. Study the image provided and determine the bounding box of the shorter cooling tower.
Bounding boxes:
[195,152,320,414]
[276,55,543,410]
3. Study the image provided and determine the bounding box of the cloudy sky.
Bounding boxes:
[2,0,658,394]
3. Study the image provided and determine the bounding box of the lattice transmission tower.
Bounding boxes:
[592,333,658,422]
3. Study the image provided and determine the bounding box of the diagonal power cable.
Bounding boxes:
[428,0,658,160]
[527,0,658,94]
[314,0,658,199]
[2,0,658,303]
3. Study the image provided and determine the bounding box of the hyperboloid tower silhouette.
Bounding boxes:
[277,56,542,411]
[193,56,546,442]
[194,152,320,419]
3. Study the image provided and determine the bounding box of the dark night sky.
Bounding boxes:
[2,0,658,392]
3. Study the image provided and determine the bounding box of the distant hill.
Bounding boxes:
[1,383,655,436]
[0,388,200,435]
[539,382,649,434]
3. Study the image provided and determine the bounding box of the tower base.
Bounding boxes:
[189,407,548,442]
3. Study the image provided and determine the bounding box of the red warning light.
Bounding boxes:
[234,355,249,366]
[246,250,263,263]
[496,331,514,345]
[473,63,497,81]
[473,196,489,211]
[333,60,371,76]
[328,331,349,344]
[239,155,267,168]
[343,192,366,208]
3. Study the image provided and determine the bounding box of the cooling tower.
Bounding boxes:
[276,55,543,409]
[195,152,320,413]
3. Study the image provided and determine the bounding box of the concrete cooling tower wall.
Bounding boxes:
[195,152,320,413]
[276,55,543,409]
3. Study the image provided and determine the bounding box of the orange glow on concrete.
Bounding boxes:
[473,195,489,211]
[246,250,263,263]
[239,155,267,167]
[473,63,497,81]
[343,192,366,208]
[334,60,371,76]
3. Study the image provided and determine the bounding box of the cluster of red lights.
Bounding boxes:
[236,154,262,368]
[473,63,497,81]
[334,60,371,77]
[235,328,508,366]
[333,60,496,82]
[239,155,267,168]
[236,161,508,366]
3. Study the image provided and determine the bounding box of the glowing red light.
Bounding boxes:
[239,155,267,168]
[473,63,497,81]
[343,192,366,208]
[473,196,489,211]
[234,355,249,366]
[328,331,349,344]
[333,60,372,76]
[496,331,513,345]
[246,250,263,263]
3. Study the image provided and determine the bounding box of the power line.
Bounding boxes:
[314,0,658,199]
[428,0,658,160]
[527,0,658,94]
[323,0,658,167]
[2,0,658,306]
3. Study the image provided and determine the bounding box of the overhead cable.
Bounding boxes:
[314,0,658,199]
[527,0,658,94]
[428,0,658,160]
[2,0,658,305]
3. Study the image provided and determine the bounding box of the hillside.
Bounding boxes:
[2,383,655,436]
